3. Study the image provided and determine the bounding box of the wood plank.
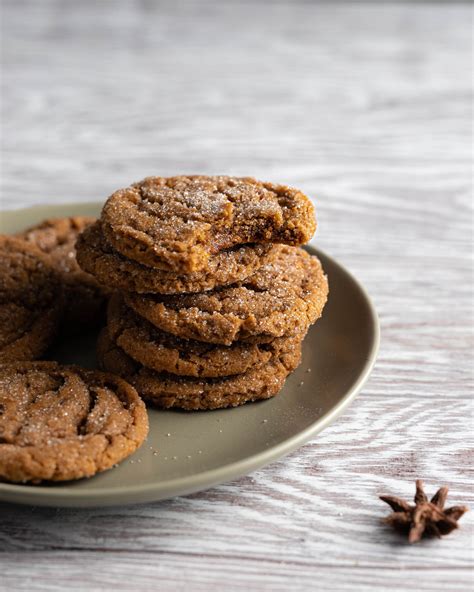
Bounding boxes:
[1,553,473,592]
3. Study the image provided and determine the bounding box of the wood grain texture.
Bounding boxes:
[0,1,473,591]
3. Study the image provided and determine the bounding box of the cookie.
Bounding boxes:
[0,236,63,362]
[125,245,328,346]
[101,175,316,272]
[0,362,148,483]
[97,329,302,410]
[17,217,108,331]
[76,221,277,294]
[107,293,303,378]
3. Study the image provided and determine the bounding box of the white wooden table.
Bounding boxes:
[1,2,472,590]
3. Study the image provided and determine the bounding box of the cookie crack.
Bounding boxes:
[239,283,268,294]
[77,387,98,436]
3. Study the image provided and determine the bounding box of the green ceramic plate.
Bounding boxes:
[0,202,379,507]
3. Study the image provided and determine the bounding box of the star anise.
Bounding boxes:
[380,480,468,543]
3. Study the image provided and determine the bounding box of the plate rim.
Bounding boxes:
[0,203,380,507]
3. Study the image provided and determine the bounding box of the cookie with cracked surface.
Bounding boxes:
[0,362,148,483]
[101,175,316,272]
[125,245,328,346]
[107,293,303,378]
[17,216,108,331]
[0,236,63,362]
[76,221,277,294]
[97,329,302,410]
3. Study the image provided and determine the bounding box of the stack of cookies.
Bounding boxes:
[77,175,329,410]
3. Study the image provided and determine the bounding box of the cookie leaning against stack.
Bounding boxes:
[77,175,329,410]
[17,216,109,332]
[0,236,63,362]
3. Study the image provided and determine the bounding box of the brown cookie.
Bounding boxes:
[76,221,277,294]
[0,236,63,362]
[0,361,148,483]
[101,175,316,272]
[107,294,303,378]
[17,217,108,331]
[97,329,302,410]
[125,246,328,346]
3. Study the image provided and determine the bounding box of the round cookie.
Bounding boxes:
[17,217,108,332]
[0,236,63,362]
[125,245,329,346]
[97,329,302,410]
[107,294,303,378]
[0,361,148,483]
[101,175,316,272]
[77,221,277,294]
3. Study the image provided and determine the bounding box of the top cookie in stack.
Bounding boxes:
[77,175,328,410]
[77,175,316,292]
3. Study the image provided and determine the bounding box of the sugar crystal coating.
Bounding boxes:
[97,330,302,411]
[77,221,278,294]
[101,175,316,272]
[107,293,304,378]
[0,362,148,482]
[125,245,328,345]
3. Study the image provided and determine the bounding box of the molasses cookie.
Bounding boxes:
[101,175,316,272]
[17,217,108,331]
[0,362,148,483]
[125,245,328,346]
[0,236,63,362]
[76,221,277,294]
[107,294,303,378]
[97,329,302,410]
